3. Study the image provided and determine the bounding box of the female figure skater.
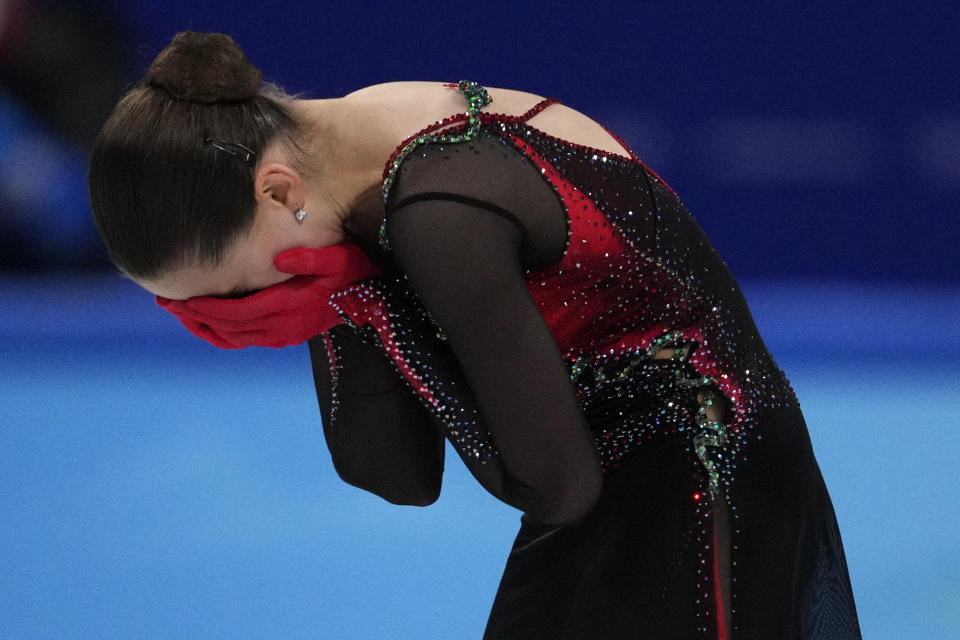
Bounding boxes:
[88,32,862,639]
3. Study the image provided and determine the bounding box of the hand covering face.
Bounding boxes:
[156,243,379,349]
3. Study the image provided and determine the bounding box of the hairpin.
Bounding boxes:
[203,137,257,166]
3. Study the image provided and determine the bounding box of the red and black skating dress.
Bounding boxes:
[307,81,862,639]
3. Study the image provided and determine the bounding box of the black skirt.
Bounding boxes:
[483,403,862,640]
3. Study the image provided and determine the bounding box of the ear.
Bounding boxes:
[253,163,305,212]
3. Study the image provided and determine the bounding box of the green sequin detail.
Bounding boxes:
[569,329,733,502]
[692,390,729,501]
[378,80,492,251]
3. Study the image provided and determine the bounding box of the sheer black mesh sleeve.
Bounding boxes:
[307,325,444,506]
[382,133,603,524]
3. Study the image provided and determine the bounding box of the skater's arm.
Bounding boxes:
[308,326,445,506]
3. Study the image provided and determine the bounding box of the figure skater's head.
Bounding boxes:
[89,31,343,299]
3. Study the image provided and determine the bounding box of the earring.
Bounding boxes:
[294,207,308,224]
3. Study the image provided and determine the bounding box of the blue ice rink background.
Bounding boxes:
[2,276,958,639]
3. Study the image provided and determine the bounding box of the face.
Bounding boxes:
[135,202,345,300]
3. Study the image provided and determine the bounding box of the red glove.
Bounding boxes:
[156,243,379,349]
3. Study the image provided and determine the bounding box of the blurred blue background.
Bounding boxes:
[1,1,957,638]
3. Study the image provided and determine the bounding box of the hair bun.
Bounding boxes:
[146,31,262,103]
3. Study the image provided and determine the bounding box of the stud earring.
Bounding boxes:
[294,207,308,224]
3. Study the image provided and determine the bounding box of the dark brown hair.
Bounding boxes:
[89,31,298,279]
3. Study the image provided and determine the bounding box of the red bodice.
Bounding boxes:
[331,92,797,485]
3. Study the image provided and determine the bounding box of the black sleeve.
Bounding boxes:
[307,325,445,506]
[382,133,603,525]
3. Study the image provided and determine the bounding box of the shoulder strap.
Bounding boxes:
[518,97,561,122]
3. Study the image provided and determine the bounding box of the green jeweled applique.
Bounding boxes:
[692,389,730,501]
[568,329,690,385]
[568,329,733,501]
[378,80,493,251]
